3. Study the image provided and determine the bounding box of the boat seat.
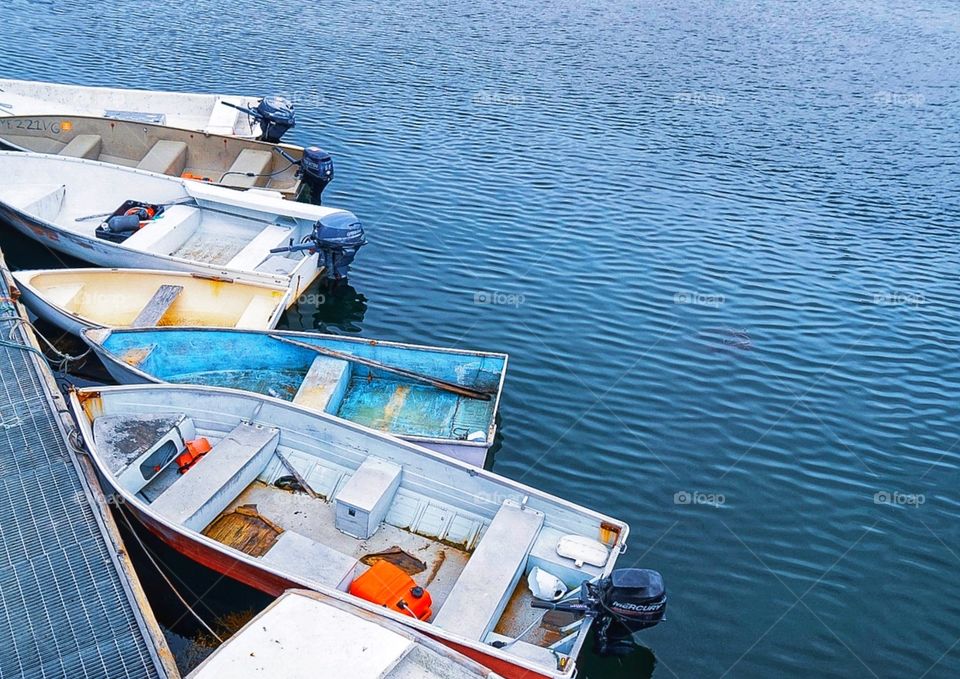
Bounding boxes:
[224,223,293,271]
[1,184,66,221]
[432,500,544,640]
[122,204,202,253]
[130,284,184,327]
[292,355,351,413]
[40,282,84,311]
[255,254,300,275]
[137,140,188,176]
[149,421,280,532]
[58,134,102,159]
[219,149,274,189]
[260,530,359,590]
[235,295,280,329]
[207,97,243,135]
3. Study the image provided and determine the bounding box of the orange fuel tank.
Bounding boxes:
[349,560,433,621]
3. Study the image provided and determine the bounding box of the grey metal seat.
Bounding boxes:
[149,421,280,531]
[432,500,544,639]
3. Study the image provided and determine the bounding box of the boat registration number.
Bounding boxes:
[0,118,67,134]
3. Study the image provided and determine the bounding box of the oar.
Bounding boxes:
[274,449,319,499]
[270,334,493,401]
[73,196,198,222]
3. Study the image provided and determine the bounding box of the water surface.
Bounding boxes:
[2,1,959,676]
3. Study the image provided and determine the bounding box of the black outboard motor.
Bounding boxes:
[254,96,296,142]
[269,212,366,281]
[531,569,666,656]
[220,96,296,142]
[297,147,334,205]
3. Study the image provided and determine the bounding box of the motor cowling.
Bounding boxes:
[297,146,334,205]
[592,569,666,655]
[311,213,367,280]
[255,96,296,143]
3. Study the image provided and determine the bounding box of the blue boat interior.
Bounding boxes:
[100,330,506,443]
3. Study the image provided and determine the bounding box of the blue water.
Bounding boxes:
[3,1,960,677]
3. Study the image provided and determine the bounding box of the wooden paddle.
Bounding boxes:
[274,449,319,500]
[269,334,493,401]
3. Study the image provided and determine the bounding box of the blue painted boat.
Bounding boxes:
[82,327,508,467]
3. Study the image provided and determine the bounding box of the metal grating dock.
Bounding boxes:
[0,258,169,679]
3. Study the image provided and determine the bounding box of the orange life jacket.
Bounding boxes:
[177,437,212,474]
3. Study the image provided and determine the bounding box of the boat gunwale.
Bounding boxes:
[0,78,260,136]
[70,383,628,679]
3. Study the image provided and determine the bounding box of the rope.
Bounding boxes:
[115,504,225,643]
[0,312,91,372]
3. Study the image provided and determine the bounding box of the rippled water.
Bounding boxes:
[3,0,960,677]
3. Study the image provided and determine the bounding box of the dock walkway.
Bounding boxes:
[0,251,174,679]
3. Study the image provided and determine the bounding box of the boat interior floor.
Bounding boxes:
[168,212,262,264]
[214,481,471,612]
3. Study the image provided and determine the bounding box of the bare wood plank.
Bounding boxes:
[131,284,184,328]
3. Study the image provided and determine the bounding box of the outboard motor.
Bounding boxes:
[219,96,296,142]
[531,569,666,656]
[269,212,366,281]
[297,147,334,205]
[253,96,296,142]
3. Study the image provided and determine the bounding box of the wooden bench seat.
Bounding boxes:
[150,421,280,532]
[137,140,188,175]
[292,355,352,413]
[59,134,102,159]
[432,500,544,640]
[131,284,183,328]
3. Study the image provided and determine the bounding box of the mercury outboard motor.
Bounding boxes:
[531,569,666,656]
[269,212,366,281]
[220,96,296,142]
